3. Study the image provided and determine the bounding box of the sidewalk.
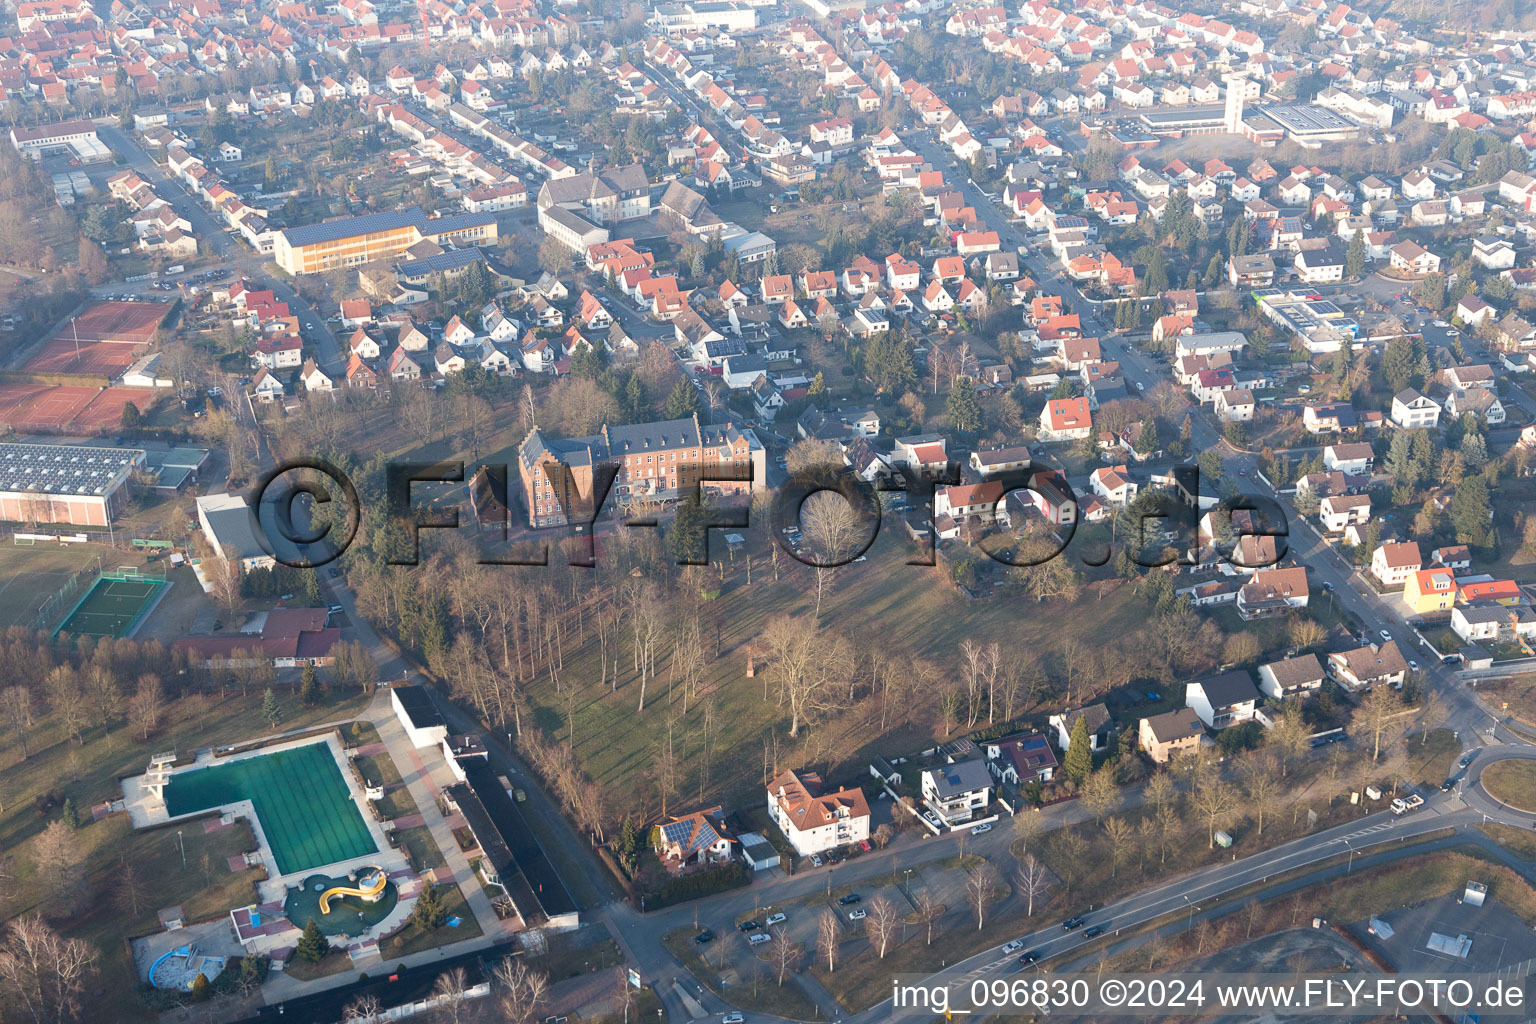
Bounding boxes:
[368,699,508,941]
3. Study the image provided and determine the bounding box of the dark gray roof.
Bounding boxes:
[1193,670,1260,708]
[281,207,424,247]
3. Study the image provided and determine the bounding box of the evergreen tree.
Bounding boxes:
[410,884,450,930]
[261,688,283,730]
[120,402,141,430]
[300,664,323,706]
[295,920,329,963]
[1461,431,1488,471]
[1134,418,1159,456]
[1202,253,1223,288]
[1063,716,1093,783]
[664,376,701,419]
[624,375,646,420]
[1451,474,1491,546]
[1381,336,1415,394]
[806,371,827,405]
[669,493,709,566]
[946,377,984,432]
[190,974,211,1002]
[1140,250,1169,296]
[1345,229,1367,279]
[60,796,79,829]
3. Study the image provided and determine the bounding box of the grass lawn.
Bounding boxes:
[1478,674,1536,728]
[661,928,821,1022]
[1477,823,1536,860]
[393,824,447,872]
[1481,760,1536,814]
[522,936,625,982]
[355,751,419,820]
[0,690,369,1024]
[21,815,265,1024]
[0,540,135,630]
[381,882,482,957]
[284,948,353,982]
[1403,730,1460,788]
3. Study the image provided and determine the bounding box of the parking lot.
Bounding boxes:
[1359,892,1533,973]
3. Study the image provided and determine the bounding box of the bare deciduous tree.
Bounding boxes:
[342,993,382,1023]
[764,927,801,985]
[864,895,901,958]
[1016,854,1050,917]
[492,957,549,1024]
[1191,778,1238,849]
[964,862,1000,931]
[913,887,942,945]
[817,910,840,972]
[0,915,97,1024]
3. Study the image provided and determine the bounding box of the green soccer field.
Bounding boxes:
[55,576,165,638]
[163,742,378,876]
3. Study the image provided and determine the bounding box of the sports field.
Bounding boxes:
[22,337,146,375]
[55,575,166,638]
[0,382,157,431]
[164,742,378,877]
[57,299,169,343]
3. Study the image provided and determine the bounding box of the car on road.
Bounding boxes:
[1380,629,1393,642]
[765,913,786,927]
[1062,916,1085,931]
[1408,659,1419,671]
[1440,779,1454,792]
[837,894,861,906]
[848,909,867,921]
[747,933,770,945]
[1018,950,1040,965]
[695,930,714,944]
[738,920,760,932]
[1083,925,1105,939]
[971,823,993,835]
[1002,940,1025,954]
[722,1014,744,1024]
[1460,750,1479,767]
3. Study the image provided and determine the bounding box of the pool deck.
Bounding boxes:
[121,733,409,905]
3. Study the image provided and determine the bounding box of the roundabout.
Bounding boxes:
[1478,758,1536,815]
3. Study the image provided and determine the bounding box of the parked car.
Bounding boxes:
[837,894,861,906]
[738,920,760,932]
[695,930,714,944]
[1380,629,1393,642]
[848,909,867,921]
[809,854,822,868]
[859,839,872,852]
[765,913,786,927]
[971,823,993,835]
[748,933,770,945]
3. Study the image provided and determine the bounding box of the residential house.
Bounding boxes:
[1237,567,1309,620]
[1138,708,1206,764]
[920,759,993,826]
[1049,703,1113,754]
[1320,493,1371,532]
[1451,603,1536,645]
[1391,389,1440,429]
[766,770,870,857]
[1404,567,1458,614]
[1328,642,1409,690]
[983,734,1057,786]
[1371,540,1422,587]
[1257,654,1325,699]
[1185,671,1260,729]
[655,807,734,872]
[1038,397,1093,440]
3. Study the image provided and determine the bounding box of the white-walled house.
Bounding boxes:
[766,769,870,857]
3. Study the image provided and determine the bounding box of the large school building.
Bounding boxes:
[273,206,499,275]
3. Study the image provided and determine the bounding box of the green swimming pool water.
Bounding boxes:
[163,741,376,876]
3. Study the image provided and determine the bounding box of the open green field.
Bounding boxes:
[0,688,370,1023]
[1482,759,1536,814]
[521,534,1153,810]
[0,540,129,629]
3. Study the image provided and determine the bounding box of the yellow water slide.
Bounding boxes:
[318,870,387,914]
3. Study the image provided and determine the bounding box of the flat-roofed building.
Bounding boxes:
[0,441,144,526]
[274,207,497,274]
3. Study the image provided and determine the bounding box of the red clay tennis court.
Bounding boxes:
[22,337,146,375]
[58,300,168,343]
[0,383,157,431]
